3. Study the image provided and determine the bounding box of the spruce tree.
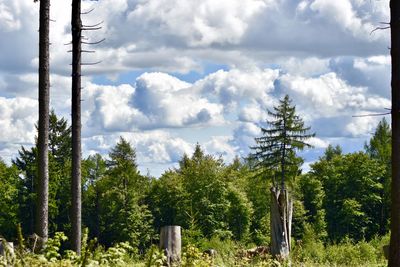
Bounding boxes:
[251,95,314,189]
[251,94,314,259]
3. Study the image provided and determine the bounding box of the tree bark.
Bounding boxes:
[390,0,400,266]
[36,0,50,245]
[160,226,181,266]
[71,0,82,254]
[270,187,292,260]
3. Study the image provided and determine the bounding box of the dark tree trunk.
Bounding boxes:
[390,0,400,265]
[270,187,292,260]
[71,0,82,254]
[36,0,50,245]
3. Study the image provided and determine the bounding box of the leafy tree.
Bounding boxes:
[96,138,154,252]
[148,146,253,242]
[82,153,106,239]
[250,95,314,258]
[309,152,384,241]
[365,118,391,234]
[226,186,253,241]
[297,174,327,241]
[14,112,72,236]
[179,145,231,239]
[322,144,342,161]
[0,160,20,240]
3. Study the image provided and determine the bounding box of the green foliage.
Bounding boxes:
[226,186,253,241]
[148,145,254,244]
[86,138,154,251]
[297,174,327,240]
[181,244,213,267]
[43,232,68,261]
[309,151,384,241]
[250,94,314,189]
[0,111,393,266]
[14,111,72,236]
[0,161,20,240]
[144,245,166,267]
[365,118,391,234]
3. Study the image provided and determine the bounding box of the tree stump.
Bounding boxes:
[270,187,292,260]
[0,242,14,256]
[160,226,181,266]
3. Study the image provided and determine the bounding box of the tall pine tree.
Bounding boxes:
[251,95,314,259]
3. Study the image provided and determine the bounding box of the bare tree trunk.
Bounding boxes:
[71,0,82,254]
[160,226,181,266]
[390,0,400,265]
[270,187,292,260]
[36,0,50,246]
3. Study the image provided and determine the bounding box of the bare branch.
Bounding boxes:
[82,27,102,31]
[370,26,390,35]
[82,21,103,28]
[352,112,391,118]
[81,8,95,15]
[81,61,102,65]
[82,38,105,45]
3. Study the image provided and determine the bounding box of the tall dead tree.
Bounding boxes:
[251,95,314,260]
[70,0,103,254]
[35,0,50,246]
[389,0,400,265]
[71,0,82,254]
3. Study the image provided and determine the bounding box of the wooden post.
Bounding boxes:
[0,242,14,256]
[160,226,181,266]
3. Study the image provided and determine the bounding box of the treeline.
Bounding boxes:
[0,112,391,254]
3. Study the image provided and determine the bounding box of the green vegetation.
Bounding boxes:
[0,107,392,266]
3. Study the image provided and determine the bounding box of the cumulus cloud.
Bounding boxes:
[0,0,392,176]
[204,136,238,163]
[0,97,37,144]
[329,56,391,98]
[84,130,194,164]
[0,2,21,32]
[196,68,279,109]
[280,72,390,120]
[82,72,225,134]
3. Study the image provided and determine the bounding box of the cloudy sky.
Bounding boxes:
[0,0,392,176]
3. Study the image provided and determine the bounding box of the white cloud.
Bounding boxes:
[309,0,376,40]
[204,136,237,163]
[345,116,382,137]
[196,68,279,109]
[84,130,194,164]
[0,97,37,144]
[0,2,21,32]
[280,72,390,120]
[308,137,329,148]
[126,0,269,47]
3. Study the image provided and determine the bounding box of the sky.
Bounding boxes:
[0,0,392,176]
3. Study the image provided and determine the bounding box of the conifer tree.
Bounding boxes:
[251,95,314,259]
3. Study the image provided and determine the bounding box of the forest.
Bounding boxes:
[0,106,393,266]
[1,0,399,266]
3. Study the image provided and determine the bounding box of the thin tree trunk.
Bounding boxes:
[71,0,82,254]
[390,0,400,265]
[36,0,50,245]
[270,187,291,260]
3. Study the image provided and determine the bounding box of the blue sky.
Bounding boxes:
[0,0,392,176]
